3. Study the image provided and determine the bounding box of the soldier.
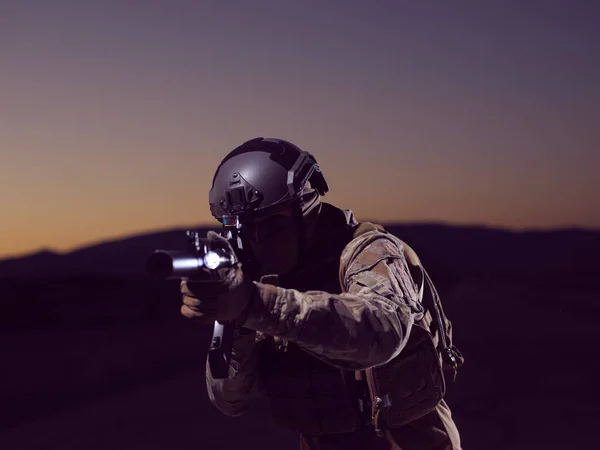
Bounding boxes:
[180,137,463,449]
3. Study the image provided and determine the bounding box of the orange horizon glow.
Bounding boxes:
[2,2,599,259]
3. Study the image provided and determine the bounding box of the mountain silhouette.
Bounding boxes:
[1,223,598,280]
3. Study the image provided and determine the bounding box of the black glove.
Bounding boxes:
[180,231,255,325]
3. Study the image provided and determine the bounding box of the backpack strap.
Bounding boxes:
[397,239,461,380]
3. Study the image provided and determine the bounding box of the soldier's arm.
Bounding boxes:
[205,327,262,416]
[241,233,424,370]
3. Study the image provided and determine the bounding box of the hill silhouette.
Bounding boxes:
[1,223,599,280]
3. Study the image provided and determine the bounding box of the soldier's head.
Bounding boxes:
[209,137,329,275]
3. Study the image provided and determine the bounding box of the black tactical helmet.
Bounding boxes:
[209,137,329,222]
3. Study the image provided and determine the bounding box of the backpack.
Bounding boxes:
[344,222,464,435]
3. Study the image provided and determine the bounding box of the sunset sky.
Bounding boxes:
[1,0,598,258]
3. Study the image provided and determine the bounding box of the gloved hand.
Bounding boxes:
[180,231,256,326]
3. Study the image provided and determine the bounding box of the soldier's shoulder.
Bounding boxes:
[340,222,405,273]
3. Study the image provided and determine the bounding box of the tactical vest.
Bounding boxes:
[256,213,463,436]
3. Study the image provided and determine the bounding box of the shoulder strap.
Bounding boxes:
[397,239,460,378]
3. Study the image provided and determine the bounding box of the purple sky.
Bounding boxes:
[1,0,599,257]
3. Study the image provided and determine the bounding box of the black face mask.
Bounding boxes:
[241,212,301,276]
[240,189,322,276]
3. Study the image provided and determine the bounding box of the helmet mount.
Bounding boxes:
[219,171,263,215]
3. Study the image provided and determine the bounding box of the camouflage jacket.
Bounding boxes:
[205,204,425,417]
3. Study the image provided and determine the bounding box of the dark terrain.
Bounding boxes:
[1,223,599,449]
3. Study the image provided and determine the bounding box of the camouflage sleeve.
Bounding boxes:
[205,327,262,416]
[241,232,425,370]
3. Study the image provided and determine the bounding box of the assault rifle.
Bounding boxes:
[146,215,243,379]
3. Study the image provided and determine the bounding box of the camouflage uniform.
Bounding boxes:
[206,204,462,449]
